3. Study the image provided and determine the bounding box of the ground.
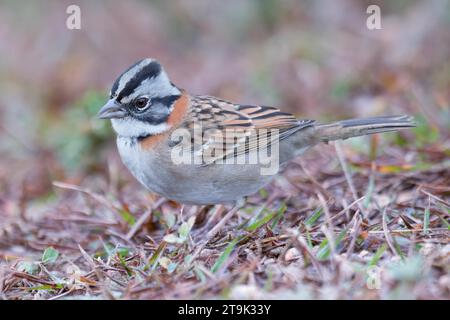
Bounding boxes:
[1,133,449,299]
[0,0,449,299]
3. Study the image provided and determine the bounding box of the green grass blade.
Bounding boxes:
[120,209,136,226]
[305,229,313,248]
[423,207,430,235]
[316,228,347,260]
[271,202,287,229]
[368,243,387,266]
[305,208,322,227]
[147,241,167,271]
[246,211,276,231]
[211,237,241,273]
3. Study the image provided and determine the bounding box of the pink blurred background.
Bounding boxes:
[0,0,448,195]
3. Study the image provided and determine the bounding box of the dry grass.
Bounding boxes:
[1,135,448,300]
[0,0,449,300]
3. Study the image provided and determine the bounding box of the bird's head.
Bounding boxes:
[98,58,181,138]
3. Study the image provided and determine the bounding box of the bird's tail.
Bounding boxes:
[315,115,416,143]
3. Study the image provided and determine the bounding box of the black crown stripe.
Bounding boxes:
[117,60,162,102]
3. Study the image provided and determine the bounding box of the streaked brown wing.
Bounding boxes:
[185,96,314,164]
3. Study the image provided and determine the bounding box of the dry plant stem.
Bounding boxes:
[199,204,225,232]
[334,141,367,217]
[52,181,122,220]
[48,287,75,300]
[126,198,166,240]
[346,211,361,258]
[179,204,185,222]
[107,230,137,247]
[189,202,243,267]
[78,244,115,300]
[298,160,333,199]
[78,245,99,274]
[12,272,55,286]
[293,233,324,280]
[420,189,450,207]
[309,196,365,232]
[317,193,337,260]
[369,228,447,234]
[382,207,399,257]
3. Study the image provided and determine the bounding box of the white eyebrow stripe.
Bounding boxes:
[120,72,181,104]
[115,58,154,97]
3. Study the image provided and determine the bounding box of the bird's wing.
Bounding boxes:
[182,95,314,165]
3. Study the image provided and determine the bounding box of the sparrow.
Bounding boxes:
[98,58,415,205]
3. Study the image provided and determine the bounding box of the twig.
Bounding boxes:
[369,227,448,234]
[78,245,115,300]
[345,210,361,258]
[382,207,399,257]
[291,231,324,280]
[53,181,121,215]
[78,244,98,270]
[310,196,365,232]
[298,160,334,199]
[126,198,165,240]
[317,193,337,260]
[187,201,244,270]
[196,204,225,234]
[48,287,75,300]
[334,141,367,217]
[12,272,56,286]
[419,189,450,208]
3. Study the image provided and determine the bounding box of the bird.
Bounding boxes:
[98,58,415,206]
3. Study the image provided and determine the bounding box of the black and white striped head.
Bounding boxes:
[98,58,181,138]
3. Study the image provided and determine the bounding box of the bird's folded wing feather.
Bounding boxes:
[183,96,314,164]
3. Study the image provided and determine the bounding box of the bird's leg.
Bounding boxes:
[189,198,245,265]
[178,204,185,222]
[194,204,217,228]
[193,204,225,238]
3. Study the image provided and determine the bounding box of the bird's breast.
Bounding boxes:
[116,136,277,204]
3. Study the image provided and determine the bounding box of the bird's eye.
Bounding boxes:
[135,97,149,110]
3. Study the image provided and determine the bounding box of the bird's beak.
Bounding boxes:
[97,99,127,119]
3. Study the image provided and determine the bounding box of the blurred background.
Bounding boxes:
[0,0,450,194]
[0,0,449,221]
[0,0,449,300]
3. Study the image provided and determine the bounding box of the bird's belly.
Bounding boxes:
[116,138,275,204]
[139,161,274,205]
